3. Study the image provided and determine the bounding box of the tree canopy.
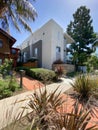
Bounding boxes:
[0,0,37,32]
[67,6,96,66]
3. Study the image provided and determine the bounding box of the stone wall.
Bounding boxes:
[52,64,75,73]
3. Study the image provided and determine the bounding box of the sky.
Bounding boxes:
[10,0,98,47]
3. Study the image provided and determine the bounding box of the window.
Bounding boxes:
[11,49,16,54]
[24,52,27,62]
[34,48,38,58]
[0,39,3,48]
[43,32,45,35]
[56,46,61,53]
[56,46,61,60]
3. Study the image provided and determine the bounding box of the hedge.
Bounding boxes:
[26,68,56,82]
[16,67,56,83]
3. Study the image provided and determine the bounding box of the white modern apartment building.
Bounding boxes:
[18,19,74,69]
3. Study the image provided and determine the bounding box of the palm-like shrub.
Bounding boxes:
[53,102,96,130]
[71,75,97,101]
[27,87,65,130]
[71,75,98,116]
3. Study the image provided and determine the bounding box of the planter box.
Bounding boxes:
[52,64,75,73]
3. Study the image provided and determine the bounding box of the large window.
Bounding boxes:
[0,39,3,48]
[56,46,61,60]
[34,48,38,58]
[24,52,27,62]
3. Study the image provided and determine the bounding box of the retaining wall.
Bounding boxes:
[52,64,75,73]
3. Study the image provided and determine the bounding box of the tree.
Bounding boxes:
[0,0,37,32]
[67,6,96,68]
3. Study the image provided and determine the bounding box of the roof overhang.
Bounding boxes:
[64,33,75,44]
[0,28,16,46]
[11,47,20,51]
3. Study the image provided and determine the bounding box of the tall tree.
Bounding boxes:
[67,6,96,67]
[0,0,37,32]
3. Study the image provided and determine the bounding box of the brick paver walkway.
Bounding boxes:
[16,75,44,90]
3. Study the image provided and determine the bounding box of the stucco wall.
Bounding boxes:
[51,20,64,67]
[19,19,74,70]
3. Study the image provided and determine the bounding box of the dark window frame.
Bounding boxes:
[11,49,16,54]
[56,46,61,52]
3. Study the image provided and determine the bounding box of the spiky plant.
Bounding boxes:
[26,87,65,130]
[71,75,98,101]
[70,74,98,116]
[52,102,97,130]
[5,87,98,130]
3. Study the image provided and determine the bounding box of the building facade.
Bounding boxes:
[0,28,20,67]
[19,19,74,69]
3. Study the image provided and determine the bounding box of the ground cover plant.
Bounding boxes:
[0,76,20,99]
[0,59,13,78]
[0,59,21,99]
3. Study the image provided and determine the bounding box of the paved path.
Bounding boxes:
[0,77,73,129]
[16,75,44,90]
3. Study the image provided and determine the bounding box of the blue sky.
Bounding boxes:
[11,0,98,47]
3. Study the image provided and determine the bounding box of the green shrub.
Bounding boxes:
[0,59,13,78]
[0,76,20,99]
[0,89,12,99]
[8,77,19,92]
[16,67,56,83]
[0,81,12,99]
[26,68,56,83]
